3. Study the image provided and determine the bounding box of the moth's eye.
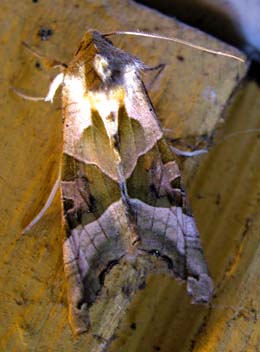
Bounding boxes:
[94,54,111,81]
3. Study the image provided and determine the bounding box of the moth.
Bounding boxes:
[20,30,214,334]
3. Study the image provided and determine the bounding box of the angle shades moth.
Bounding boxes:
[20,30,215,335]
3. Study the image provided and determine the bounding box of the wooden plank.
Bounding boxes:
[0,1,249,351]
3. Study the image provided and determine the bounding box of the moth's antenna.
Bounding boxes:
[216,129,260,146]
[22,41,67,69]
[103,31,245,63]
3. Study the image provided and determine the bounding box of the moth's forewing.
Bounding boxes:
[61,31,213,334]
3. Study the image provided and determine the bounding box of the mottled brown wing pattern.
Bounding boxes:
[61,30,213,334]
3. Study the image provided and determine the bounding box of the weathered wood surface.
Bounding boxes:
[0,1,256,351]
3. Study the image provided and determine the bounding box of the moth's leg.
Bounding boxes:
[11,72,64,103]
[171,146,208,157]
[143,63,166,91]
[144,63,165,72]
[168,133,212,157]
[22,177,60,234]
[11,87,46,102]
[144,64,208,158]
[11,41,66,103]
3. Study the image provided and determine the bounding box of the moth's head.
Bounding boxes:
[72,30,144,89]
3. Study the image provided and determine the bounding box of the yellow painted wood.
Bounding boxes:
[0,1,253,351]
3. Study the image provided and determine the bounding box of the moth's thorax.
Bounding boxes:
[61,30,162,181]
[62,30,142,147]
[66,30,143,91]
[63,67,135,153]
